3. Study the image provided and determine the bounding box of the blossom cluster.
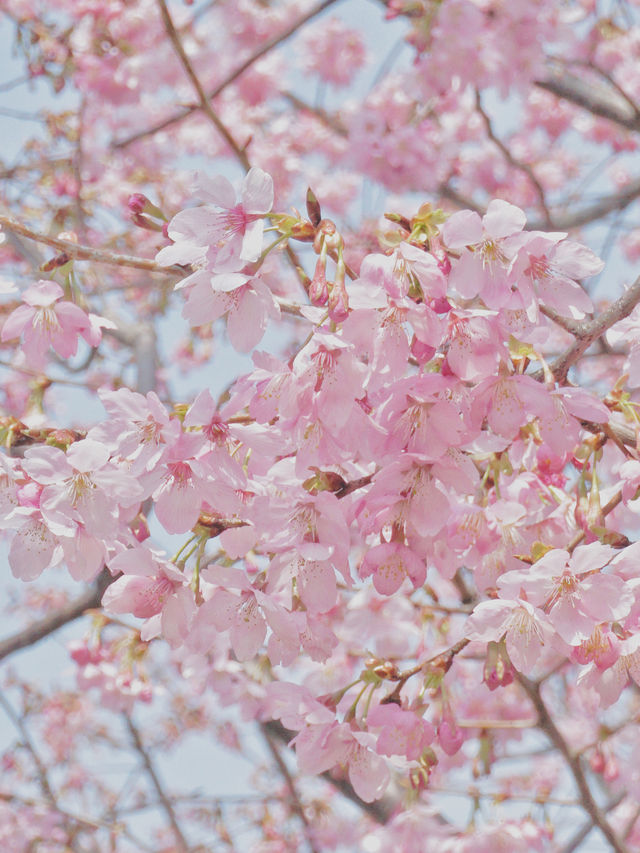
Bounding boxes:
[4,165,640,814]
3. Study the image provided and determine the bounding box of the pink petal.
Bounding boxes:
[226,288,267,352]
[348,745,390,802]
[9,520,57,581]
[440,210,483,248]
[483,199,526,239]
[241,167,274,213]
[1,304,34,341]
[197,172,236,208]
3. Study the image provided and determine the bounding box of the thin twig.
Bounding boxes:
[156,0,251,172]
[261,725,320,853]
[114,0,340,149]
[536,60,640,133]
[124,714,190,853]
[0,214,180,274]
[260,719,398,824]
[549,273,640,384]
[0,568,114,663]
[475,89,552,227]
[0,690,56,804]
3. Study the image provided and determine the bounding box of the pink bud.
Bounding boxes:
[438,719,464,756]
[590,750,605,774]
[483,640,515,691]
[68,641,92,667]
[128,193,149,215]
[309,257,329,306]
[328,282,349,323]
[131,514,150,543]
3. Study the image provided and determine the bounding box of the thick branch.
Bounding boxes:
[550,273,640,383]
[536,63,640,134]
[518,676,629,853]
[0,568,114,663]
[114,0,341,150]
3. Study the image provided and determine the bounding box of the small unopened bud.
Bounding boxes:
[438,719,464,756]
[328,257,348,323]
[483,640,515,691]
[309,257,329,306]
[130,513,150,543]
[127,193,165,220]
[306,187,322,227]
[302,467,347,495]
[438,700,464,756]
[430,236,452,276]
[41,252,71,272]
[290,220,316,241]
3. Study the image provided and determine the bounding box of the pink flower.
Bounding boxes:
[441,199,526,308]
[511,232,603,319]
[23,439,143,538]
[105,547,194,647]
[367,703,434,760]
[497,543,632,645]
[1,280,110,367]
[298,17,368,88]
[466,598,555,673]
[360,541,426,595]
[180,268,279,352]
[157,167,274,267]
[293,722,390,802]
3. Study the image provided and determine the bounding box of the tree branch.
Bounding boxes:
[114,0,341,150]
[261,720,397,824]
[549,273,640,384]
[156,0,251,172]
[536,61,640,134]
[475,89,552,227]
[261,724,320,853]
[0,214,180,274]
[518,675,630,853]
[0,568,114,663]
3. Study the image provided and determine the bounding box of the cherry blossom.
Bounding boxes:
[1,280,112,367]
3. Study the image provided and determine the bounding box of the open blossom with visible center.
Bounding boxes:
[156,167,274,267]
[466,597,555,673]
[440,199,526,308]
[1,280,113,367]
[497,543,633,645]
[510,230,603,319]
[22,439,143,539]
[104,546,194,647]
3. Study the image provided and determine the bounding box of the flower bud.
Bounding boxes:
[328,256,349,323]
[483,639,515,691]
[127,194,165,220]
[309,257,329,306]
[438,719,464,756]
